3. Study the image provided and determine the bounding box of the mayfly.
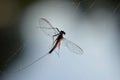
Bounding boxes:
[39,18,83,54]
[10,18,84,73]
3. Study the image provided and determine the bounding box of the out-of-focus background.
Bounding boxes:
[0,0,120,80]
[0,0,33,70]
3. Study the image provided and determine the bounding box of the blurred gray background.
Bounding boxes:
[0,0,120,80]
[0,0,34,70]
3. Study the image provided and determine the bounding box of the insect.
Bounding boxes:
[39,18,84,55]
[10,18,84,73]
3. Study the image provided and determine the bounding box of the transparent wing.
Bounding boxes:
[62,38,84,55]
[37,18,59,37]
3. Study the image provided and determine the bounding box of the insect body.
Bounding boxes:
[9,18,84,73]
[39,18,83,55]
[49,31,65,53]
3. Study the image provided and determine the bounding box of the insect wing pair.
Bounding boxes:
[38,18,83,55]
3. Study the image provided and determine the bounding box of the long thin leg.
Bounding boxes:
[52,34,59,45]
[40,18,60,33]
[55,28,60,32]
[56,42,61,57]
[58,42,61,54]
[37,27,59,31]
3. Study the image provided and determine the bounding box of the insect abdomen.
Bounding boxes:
[48,40,59,54]
[49,45,56,54]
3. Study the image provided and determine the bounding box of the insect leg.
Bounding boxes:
[55,41,61,57]
[55,28,60,32]
[58,42,61,54]
[52,34,59,45]
[47,27,60,33]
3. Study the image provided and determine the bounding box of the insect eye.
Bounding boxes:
[64,32,66,34]
[61,31,65,34]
